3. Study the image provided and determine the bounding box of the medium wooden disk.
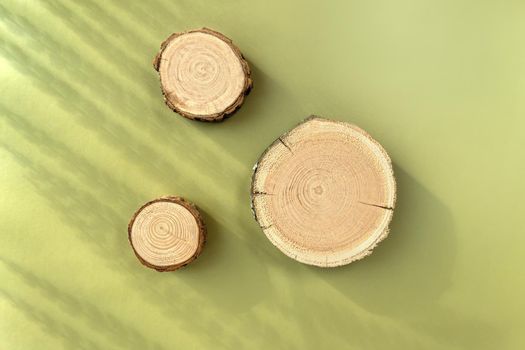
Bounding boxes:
[251,116,396,267]
[153,28,252,121]
[128,196,206,271]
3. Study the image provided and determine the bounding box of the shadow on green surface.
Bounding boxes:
[41,1,157,98]
[0,258,165,350]
[0,288,102,350]
[329,165,457,311]
[315,165,502,349]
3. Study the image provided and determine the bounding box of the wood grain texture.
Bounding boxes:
[251,116,396,267]
[153,28,252,121]
[128,196,206,271]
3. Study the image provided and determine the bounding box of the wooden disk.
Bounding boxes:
[153,28,252,122]
[251,116,396,267]
[128,196,206,271]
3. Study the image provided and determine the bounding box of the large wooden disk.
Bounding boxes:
[251,116,396,267]
[128,196,206,271]
[153,28,252,122]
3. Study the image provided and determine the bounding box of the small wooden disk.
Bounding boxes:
[128,196,206,271]
[153,28,252,121]
[251,116,396,267]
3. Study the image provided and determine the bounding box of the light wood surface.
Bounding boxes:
[251,116,396,267]
[128,196,206,271]
[153,28,252,121]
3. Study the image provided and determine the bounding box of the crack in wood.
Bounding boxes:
[358,201,393,210]
[252,191,273,196]
[278,137,293,153]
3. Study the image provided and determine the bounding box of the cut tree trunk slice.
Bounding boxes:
[251,116,396,267]
[153,28,252,122]
[128,196,206,271]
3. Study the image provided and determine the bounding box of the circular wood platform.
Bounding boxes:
[153,28,252,121]
[251,116,396,267]
[128,196,206,271]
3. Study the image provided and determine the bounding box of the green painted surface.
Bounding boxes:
[1,1,524,348]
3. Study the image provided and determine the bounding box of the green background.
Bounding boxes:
[1,0,524,348]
